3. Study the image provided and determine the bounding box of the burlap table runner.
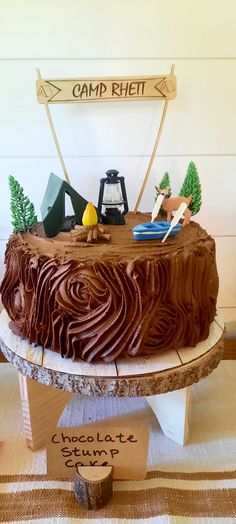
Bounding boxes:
[1,362,236,523]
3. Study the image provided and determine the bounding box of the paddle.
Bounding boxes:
[151,194,165,222]
[161,202,187,243]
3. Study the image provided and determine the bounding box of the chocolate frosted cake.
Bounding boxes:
[0,213,218,363]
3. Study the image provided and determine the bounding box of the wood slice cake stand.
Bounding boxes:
[0,309,224,451]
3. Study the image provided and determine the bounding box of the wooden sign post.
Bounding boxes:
[36,69,71,185]
[134,64,175,212]
[36,67,176,209]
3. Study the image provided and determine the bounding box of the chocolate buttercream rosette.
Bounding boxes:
[50,259,169,362]
[0,239,37,337]
[0,218,219,364]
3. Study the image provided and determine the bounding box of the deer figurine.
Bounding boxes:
[155,186,192,226]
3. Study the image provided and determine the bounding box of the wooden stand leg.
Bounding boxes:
[146,386,191,445]
[18,373,72,451]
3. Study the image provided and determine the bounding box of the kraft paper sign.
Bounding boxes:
[47,424,149,480]
[37,75,176,104]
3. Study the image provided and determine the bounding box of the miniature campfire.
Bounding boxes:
[71,202,111,243]
[71,223,111,243]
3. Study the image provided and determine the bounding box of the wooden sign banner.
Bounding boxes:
[36,74,176,104]
[47,424,149,480]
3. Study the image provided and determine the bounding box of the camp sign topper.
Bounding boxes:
[47,424,149,480]
[37,74,176,104]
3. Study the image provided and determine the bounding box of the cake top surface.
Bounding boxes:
[16,212,213,264]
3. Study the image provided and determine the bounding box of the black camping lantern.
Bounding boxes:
[98,169,128,225]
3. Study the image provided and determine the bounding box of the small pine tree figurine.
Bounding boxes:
[9,175,37,233]
[156,172,171,217]
[179,162,202,215]
[158,172,171,194]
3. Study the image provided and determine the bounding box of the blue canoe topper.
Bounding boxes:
[132,221,182,241]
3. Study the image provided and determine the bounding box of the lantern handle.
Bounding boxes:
[97,178,105,215]
[120,177,129,214]
[106,169,119,177]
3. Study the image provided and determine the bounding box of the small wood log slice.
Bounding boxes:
[73,466,113,510]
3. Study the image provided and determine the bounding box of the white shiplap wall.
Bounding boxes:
[0,0,235,327]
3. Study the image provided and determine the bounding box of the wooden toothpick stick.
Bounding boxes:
[134,64,175,213]
[36,69,71,185]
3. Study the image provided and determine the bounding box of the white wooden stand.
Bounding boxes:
[146,387,191,445]
[0,309,224,451]
[18,373,72,450]
[18,374,191,449]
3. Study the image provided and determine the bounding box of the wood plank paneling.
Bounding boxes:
[1,339,235,364]
[222,340,236,359]
[0,2,235,322]
[116,351,182,377]
[219,308,236,326]
[43,347,117,377]
[0,241,6,280]
[0,60,235,157]
[0,156,235,238]
[215,238,236,308]
[1,1,236,58]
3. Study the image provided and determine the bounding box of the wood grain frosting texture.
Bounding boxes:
[0,213,219,363]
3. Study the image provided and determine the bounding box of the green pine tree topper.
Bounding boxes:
[158,171,171,193]
[179,162,202,215]
[156,172,171,217]
[9,175,37,233]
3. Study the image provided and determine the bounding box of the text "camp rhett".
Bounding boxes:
[72,81,146,99]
